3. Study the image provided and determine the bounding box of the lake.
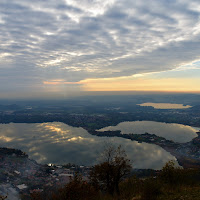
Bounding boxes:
[138,102,192,109]
[0,122,176,169]
[97,121,199,143]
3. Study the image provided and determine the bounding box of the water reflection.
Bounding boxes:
[0,122,177,169]
[98,121,199,143]
[138,102,192,109]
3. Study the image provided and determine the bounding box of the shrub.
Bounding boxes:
[50,174,98,200]
[159,160,182,187]
[119,176,142,200]
[141,178,162,200]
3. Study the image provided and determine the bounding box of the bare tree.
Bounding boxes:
[90,143,132,196]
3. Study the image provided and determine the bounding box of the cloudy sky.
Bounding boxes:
[0,0,200,99]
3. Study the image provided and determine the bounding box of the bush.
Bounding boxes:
[141,178,162,200]
[119,176,142,200]
[50,174,98,200]
[159,160,182,187]
[0,195,7,200]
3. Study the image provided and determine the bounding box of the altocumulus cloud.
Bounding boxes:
[0,0,200,96]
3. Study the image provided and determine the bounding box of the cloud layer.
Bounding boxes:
[0,0,200,97]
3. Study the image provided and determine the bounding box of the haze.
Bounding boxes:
[0,0,200,99]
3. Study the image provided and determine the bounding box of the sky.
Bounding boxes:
[0,0,200,99]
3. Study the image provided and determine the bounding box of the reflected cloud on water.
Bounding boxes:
[0,122,177,169]
[98,121,199,143]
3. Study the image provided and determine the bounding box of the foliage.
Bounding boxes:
[30,192,43,200]
[50,174,98,200]
[90,144,132,196]
[27,163,200,200]
[0,195,7,200]
[159,160,182,186]
[119,176,143,200]
[23,160,200,200]
[141,178,162,200]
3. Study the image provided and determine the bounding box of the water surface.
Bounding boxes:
[138,103,192,109]
[0,122,176,169]
[98,121,199,143]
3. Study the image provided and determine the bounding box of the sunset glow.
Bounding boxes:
[0,0,200,98]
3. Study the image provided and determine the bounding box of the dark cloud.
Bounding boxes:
[0,0,200,97]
